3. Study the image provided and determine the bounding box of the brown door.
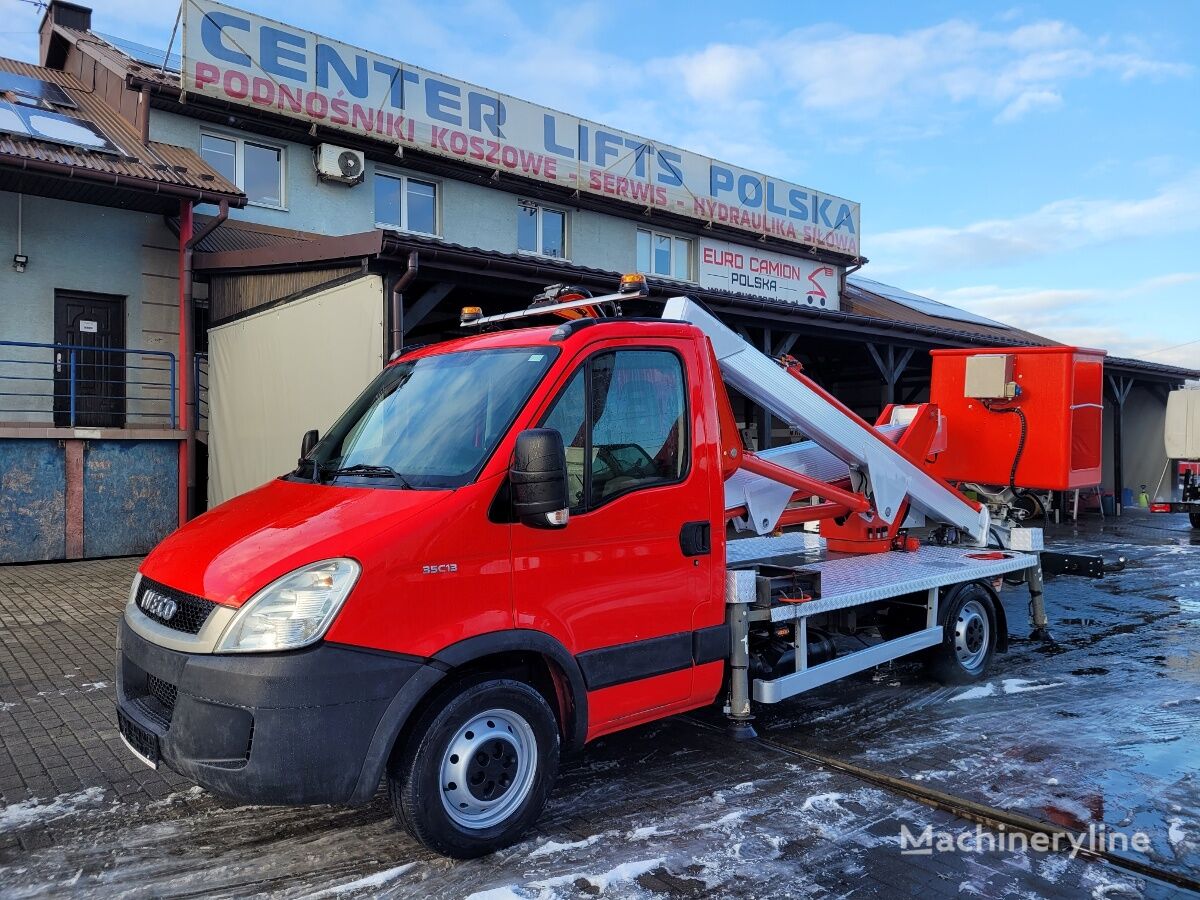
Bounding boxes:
[54,291,125,428]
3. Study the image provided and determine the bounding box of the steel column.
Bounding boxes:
[1108,374,1134,516]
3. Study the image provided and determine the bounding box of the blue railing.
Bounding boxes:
[0,340,176,429]
[193,352,209,432]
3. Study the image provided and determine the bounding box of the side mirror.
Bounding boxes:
[511,428,569,528]
[300,429,319,459]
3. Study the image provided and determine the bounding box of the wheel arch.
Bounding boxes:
[939,580,1007,654]
[431,630,589,752]
[349,630,588,805]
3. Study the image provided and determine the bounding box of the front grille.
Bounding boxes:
[118,708,159,764]
[129,672,178,730]
[136,577,217,634]
[147,673,177,711]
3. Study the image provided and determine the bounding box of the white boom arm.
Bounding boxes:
[664,297,989,543]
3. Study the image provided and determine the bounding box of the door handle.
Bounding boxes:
[680,521,711,556]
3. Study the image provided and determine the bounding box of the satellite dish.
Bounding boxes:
[337,150,362,179]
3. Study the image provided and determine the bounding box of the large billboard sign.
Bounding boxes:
[699,238,841,310]
[181,0,861,257]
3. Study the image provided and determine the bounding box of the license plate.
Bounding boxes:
[117,708,160,769]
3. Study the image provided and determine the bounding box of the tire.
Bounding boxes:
[389,677,560,859]
[927,582,998,685]
[1190,512,1200,530]
[1012,492,1045,522]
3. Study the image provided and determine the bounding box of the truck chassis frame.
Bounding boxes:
[722,532,1044,735]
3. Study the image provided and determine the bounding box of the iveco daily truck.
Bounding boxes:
[116,275,1062,857]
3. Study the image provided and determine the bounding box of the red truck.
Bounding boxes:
[116,276,1055,857]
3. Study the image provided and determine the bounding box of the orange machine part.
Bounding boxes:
[928,346,1107,491]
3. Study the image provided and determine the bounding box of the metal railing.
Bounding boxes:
[194,352,209,432]
[0,340,176,429]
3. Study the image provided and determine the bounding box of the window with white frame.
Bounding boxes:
[636,228,693,281]
[200,133,285,208]
[517,201,566,258]
[375,172,439,235]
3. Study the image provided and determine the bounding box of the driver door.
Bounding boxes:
[511,344,713,733]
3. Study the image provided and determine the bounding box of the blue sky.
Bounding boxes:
[3,0,1198,367]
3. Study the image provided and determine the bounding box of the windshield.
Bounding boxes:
[301,347,558,489]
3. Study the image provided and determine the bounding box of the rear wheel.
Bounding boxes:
[928,582,998,685]
[389,677,559,858]
[1190,512,1200,529]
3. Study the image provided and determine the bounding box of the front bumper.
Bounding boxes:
[116,617,435,805]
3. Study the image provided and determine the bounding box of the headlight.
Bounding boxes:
[215,559,360,653]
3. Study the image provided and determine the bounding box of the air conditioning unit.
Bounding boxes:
[315,144,365,185]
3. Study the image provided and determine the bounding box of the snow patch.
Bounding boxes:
[950,679,1064,702]
[1001,678,1064,695]
[1037,851,1070,884]
[627,824,671,840]
[695,810,746,830]
[306,863,414,897]
[529,833,606,858]
[465,889,529,900]
[551,857,662,893]
[950,683,997,702]
[0,787,106,832]
[801,793,847,814]
[1168,817,1192,852]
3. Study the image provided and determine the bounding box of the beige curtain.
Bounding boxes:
[208,275,384,506]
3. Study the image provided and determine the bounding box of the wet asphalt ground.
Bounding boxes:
[0,510,1197,898]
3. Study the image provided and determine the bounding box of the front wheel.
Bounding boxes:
[1190,512,1200,529]
[927,582,998,685]
[389,677,560,858]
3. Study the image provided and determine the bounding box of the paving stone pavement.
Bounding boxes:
[0,559,192,848]
[0,516,1197,897]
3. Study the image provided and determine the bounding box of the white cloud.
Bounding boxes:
[920,276,1200,368]
[653,16,1190,130]
[867,168,1200,272]
[995,88,1062,123]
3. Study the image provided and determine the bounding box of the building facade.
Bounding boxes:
[0,1,1193,561]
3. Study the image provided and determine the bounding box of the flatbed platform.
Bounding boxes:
[727,532,1037,621]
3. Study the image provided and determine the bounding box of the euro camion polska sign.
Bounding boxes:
[182,0,861,257]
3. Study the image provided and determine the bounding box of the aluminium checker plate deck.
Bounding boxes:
[726,531,1037,622]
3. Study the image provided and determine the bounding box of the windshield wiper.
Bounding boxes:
[318,463,413,488]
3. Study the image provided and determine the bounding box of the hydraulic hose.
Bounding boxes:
[983,402,1028,493]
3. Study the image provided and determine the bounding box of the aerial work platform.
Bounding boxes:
[664,296,990,543]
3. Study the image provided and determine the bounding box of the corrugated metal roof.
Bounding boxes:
[191,215,319,254]
[0,57,241,202]
[843,278,1054,348]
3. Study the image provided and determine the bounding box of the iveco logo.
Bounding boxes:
[139,589,178,621]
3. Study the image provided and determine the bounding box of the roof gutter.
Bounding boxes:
[389,250,419,357]
[0,154,247,207]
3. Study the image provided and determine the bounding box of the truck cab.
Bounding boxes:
[117,306,733,857]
